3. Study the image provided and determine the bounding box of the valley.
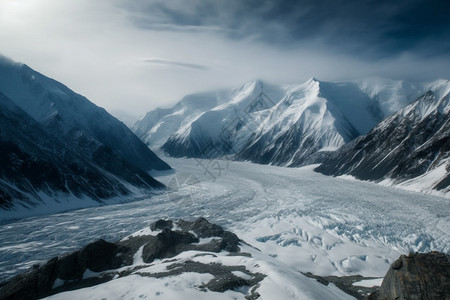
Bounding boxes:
[1,157,448,290]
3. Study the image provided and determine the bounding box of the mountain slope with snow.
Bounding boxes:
[133,89,232,151]
[0,55,168,213]
[0,55,170,172]
[0,92,165,211]
[160,80,285,158]
[316,80,450,196]
[237,78,385,166]
[135,78,419,167]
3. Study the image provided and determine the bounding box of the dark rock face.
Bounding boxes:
[370,252,450,300]
[141,229,199,263]
[0,218,244,300]
[0,240,120,300]
[150,219,173,231]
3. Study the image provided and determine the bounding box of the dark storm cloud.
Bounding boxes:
[124,0,450,59]
[141,58,209,70]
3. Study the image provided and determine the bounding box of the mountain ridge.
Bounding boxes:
[315,80,450,196]
[0,55,169,214]
[134,77,428,167]
[0,56,170,171]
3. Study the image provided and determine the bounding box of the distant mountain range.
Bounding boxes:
[133,77,450,196]
[135,77,425,165]
[0,55,170,213]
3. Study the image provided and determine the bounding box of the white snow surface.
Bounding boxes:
[1,158,449,298]
[352,278,383,288]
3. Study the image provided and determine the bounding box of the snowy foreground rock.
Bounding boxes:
[2,217,448,300]
[1,218,355,300]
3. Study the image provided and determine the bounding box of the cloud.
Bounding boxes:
[0,0,449,123]
[125,0,450,59]
[141,58,209,71]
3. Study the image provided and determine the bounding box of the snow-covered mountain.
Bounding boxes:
[316,80,450,196]
[0,55,170,172]
[0,55,169,212]
[134,77,424,166]
[133,89,232,151]
[237,78,387,166]
[160,80,285,158]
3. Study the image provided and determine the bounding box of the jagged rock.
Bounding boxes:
[0,218,243,300]
[150,219,173,231]
[142,229,199,263]
[178,217,240,252]
[205,273,250,292]
[178,217,225,237]
[370,252,450,300]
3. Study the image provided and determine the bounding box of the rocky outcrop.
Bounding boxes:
[0,218,260,300]
[370,252,450,300]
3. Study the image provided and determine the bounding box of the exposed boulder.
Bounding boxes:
[178,217,240,252]
[141,228,199,263]
[370,252,450,300]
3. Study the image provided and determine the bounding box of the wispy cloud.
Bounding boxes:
[141,58,209,71]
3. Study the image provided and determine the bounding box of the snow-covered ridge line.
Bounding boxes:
[133,77,439,167]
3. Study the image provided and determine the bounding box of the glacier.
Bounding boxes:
[0,157,448,298]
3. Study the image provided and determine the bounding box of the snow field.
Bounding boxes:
[1,158,448,298]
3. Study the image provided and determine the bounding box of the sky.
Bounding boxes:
[1,0,449,124]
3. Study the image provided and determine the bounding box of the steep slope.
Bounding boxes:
[316,80,450,196]
[0,55,170,171]
[237,78,383,166]
[0,92,164,210]
[160,80,285,157]
[0,55,168,212]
